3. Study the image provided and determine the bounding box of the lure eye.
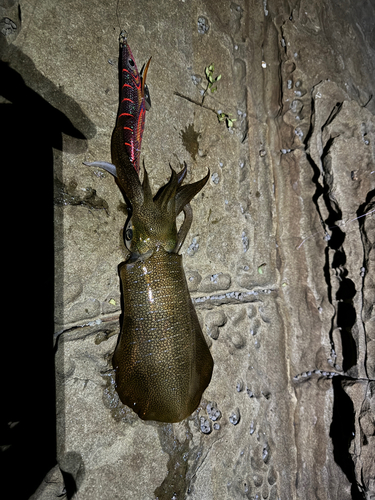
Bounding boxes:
[128,58,135,67]
[125,228,133,240]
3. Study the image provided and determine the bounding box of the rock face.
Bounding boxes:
[2,0,374,498]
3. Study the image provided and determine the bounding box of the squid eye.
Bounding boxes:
[128,58,135,67]
[125,228,133,240]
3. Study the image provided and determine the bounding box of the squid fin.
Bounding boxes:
[83,161,118,178]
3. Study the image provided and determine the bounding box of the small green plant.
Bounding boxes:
[205,63,221,93]
[257,263,267,275]
[217,111,236,128]
[202,64,236,128]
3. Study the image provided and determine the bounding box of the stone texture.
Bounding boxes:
[1,0,374,498]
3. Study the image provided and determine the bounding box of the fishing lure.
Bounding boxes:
[88,31,151,176]
[84,33,213,423]
[117,30,151,174]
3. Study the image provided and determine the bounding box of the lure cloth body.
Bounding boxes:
[84,32,213,423]
[117,30,151,174]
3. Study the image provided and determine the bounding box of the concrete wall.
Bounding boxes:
[1,0,374,498]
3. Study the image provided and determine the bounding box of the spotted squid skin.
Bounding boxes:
[83,33,213,423]
[113,248,213,423]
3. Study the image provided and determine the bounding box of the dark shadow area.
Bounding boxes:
[59,451,86,499]
[336,278,357,372]
[325,219,358,372]
[330,377,365,500]
[357,190,375,245]
[306,137,359,371]
[324,199,358,371]
[61,470,78,499]
[154,423,192,500]
[318,150,358,371]
[0,39,95,498]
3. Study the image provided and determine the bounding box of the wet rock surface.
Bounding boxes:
[2,0,374,498]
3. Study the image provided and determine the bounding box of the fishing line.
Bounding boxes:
[115,0,122,31]
[297,208,374,249]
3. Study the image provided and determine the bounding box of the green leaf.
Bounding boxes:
[257,263,266,274]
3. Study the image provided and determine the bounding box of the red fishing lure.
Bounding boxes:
[84,32,151,185]
[117,31,151,174]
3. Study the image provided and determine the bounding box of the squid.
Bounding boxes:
[84,32,213,423]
